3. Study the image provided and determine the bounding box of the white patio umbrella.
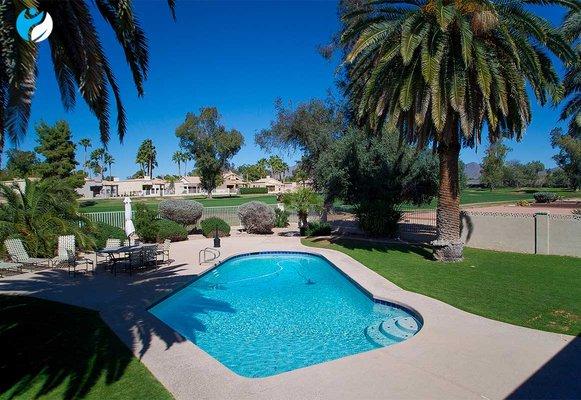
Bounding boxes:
[124,197,136,239]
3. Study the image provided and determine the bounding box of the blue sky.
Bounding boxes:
[6,1,569,176]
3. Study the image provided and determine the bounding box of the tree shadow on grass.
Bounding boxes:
[0,262,234,399]
[308,236,434,260]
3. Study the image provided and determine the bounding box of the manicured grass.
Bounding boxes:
[302,238,581,335]
[79,194,278,212]
[0,295,173,400]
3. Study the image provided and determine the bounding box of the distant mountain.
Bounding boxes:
[464,162,482,180]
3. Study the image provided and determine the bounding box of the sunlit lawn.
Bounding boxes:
[0,295,172,400]
[79,194,278,212]
[302,238,581,335]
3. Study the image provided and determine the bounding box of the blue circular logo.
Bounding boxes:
[16,8,53,42]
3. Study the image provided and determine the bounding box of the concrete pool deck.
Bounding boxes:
[0,231,578,399]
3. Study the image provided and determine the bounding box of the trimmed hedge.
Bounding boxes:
[305,221,332,237]
[533,192,558,203]
[200,217,230,238]
[156,219,188,242]
[238,201,275,234]
[90,222,126,249]
[240,187,268,195]
[158,199,203,227]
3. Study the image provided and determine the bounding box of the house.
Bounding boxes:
[249,176,285,193]
[77,176,167,198]
[174,172,245,196]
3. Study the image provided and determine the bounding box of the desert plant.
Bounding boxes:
[305,221,331,237]
[240,187,268,195]
[274,208,290,228]
[282,188,322,235]
[134,203,159,243]
[237,201,275,234]
[200,217,231,238]
[158,199,203,227]
[156,219,188,242]
[533,192,559,204]
[515,200,532,207]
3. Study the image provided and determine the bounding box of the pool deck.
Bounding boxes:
[0,231,578,399]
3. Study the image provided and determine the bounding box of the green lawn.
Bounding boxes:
[79,194,278,212]
[302,238,581,335]
[0,295,173,400]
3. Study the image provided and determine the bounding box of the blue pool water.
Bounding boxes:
[149,252,421,377]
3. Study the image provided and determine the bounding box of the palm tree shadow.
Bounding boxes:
[0,262,234,399]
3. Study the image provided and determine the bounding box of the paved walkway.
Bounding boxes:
[0,232,578,399]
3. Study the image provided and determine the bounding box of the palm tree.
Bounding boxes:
[268,155,289,181]
[282,187,322,236]
[103,153,115,180]
[560,9,580,137]
[0,179,93,257]
[172,151,184,176]
[89,148,106,180]
[79,138,92,174]
[339,0,576,261]
[0,2,176,164]
[136,139,157,178]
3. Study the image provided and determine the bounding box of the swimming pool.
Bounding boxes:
[149,252,421,377]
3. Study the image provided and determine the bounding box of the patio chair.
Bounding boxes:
[96,238,123,268]
[124,248,144,276]
[0,261,23,277]
[4,239,52,270]
[143,245,158,268]
[156,239,171,263]
[53,235,94,276]
[105,238,122,248]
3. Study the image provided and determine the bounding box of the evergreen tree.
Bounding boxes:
[481,143,510,190]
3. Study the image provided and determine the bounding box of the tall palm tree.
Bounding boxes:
[136,139,157,178]
[268,155,289,181]
[339,0,577,261]
[103,153,114,180]
[0,1,176,164]
[79,138,92,174]
[172,150,184,176]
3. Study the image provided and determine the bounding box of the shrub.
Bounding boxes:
[515,200,531,207]
[237,201,275,234]
[240,187,268,195]
[156,219,188,242]
[200,217,231,237]
[90,222,126,249]
[158,199,203,227]
[533,192,558,203]
[356,201,402,237]
[274,208,290,228]
[135,203,159,243]
[305,221,331,236]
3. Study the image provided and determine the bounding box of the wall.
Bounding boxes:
[459,211,581,258]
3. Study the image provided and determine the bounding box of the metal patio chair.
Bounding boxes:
[4,239,52,270]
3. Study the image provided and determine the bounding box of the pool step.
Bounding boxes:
[364,317,420,347]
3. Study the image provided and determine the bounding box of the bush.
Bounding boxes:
[240,187,268,195]
[156,219,188,242]
[237,201,275,234]
[200,217,231,238]
[135,203,159,243]
[533,192,558,203]
[158,199,203,227]
[274,208,290,228]
[515,200,531,207]
[90,222,126,249]
[305,221,331,236]
[356,201,402,237]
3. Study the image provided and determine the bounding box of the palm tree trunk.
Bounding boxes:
[434,137,463,261]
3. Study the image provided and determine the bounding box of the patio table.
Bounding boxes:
[97,244,158,276]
